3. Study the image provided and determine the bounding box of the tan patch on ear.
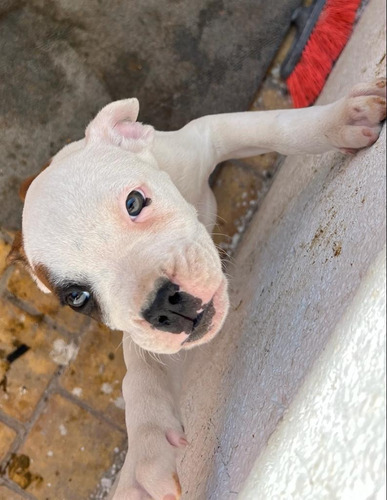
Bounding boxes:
[6,231,30,269]
[33,262,55,294]
[19,175,37,202]
[19,159,52,201]
[6,234,55,294]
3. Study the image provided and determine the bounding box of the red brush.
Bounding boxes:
[281,0,362,108]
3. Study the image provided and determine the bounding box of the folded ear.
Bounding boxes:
[85,98,154,152]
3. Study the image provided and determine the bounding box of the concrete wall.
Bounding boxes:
[240,248,386,499]
[179,0,386,498]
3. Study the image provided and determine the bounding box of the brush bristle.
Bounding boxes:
[287,0,362,107]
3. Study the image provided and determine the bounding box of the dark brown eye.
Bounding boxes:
[126,190,146,217]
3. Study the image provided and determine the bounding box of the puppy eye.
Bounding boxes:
[125,190,150,218]
[66,290,90,308]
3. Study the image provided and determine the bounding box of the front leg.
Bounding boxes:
[110,337,186,500]
[154,79,386,190]
[202,77,386,161]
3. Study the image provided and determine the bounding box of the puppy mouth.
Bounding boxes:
[181,277,229,347]
[183,299,216,344]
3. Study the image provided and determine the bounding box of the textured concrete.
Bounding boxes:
[179,0,386,498]
[0,0,300,230]
[240,247,386,499]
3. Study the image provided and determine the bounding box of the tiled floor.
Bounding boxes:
[0,245,128,500]
[0,35,292,500]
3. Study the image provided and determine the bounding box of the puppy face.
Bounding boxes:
[14,99,229,354]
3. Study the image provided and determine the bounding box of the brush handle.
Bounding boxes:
[280,0,326,79]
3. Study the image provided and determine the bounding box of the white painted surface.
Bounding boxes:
[239,248,386,500]
[179,0,386,498]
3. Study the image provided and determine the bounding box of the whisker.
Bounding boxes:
[211,232,232,238]
[135,342,148,365]
[214,244,236,264]
[150,351,167,366]
[115,333,132,352]
[199,212,228,226]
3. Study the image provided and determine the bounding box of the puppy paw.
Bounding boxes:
[327,78,386,153]
[112,424,187,500]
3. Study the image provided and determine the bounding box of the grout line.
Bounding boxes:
[42,314,91,341]
[0,409,24,434]
[55,384,127,434]
[0,476,37,499]
[0,350,126,487]
[0,366,64,474]
[2,291,44,320]
[0,265,14,295]
[0,314,94,466]
[2,289,91,342]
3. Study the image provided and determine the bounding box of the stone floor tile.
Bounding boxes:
[212,161,266,253]
[5,454,43,492]
[10,394,125,500]
[251,85,292,112]
[241,152,281,177]
[61,322,126,428]
[6,267,89,334]
[0,299,62,422]
[0,422,16,461]
[0,239,11,276]
[0,485,28,500]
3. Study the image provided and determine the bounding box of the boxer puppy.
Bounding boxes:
[8,79,386,499]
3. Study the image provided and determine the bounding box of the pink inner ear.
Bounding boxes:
[85,99,154,151]
[114,121,152,141]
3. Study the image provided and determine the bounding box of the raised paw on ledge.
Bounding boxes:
[327,77,386,154]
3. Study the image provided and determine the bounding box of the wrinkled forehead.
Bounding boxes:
[28,143,158,200]
[22,144,159,265]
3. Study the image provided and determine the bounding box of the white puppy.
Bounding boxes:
[8,79,386,499]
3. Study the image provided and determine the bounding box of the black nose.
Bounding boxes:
[142,280,202,333]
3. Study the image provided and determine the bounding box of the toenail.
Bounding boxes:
[376,80,386,88]
[179,437,188,446]
[362,128,372,137]
[173,472,182,496]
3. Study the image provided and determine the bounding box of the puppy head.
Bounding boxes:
[10,99,229,354]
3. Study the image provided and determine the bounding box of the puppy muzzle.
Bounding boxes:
[142,279,216,342]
